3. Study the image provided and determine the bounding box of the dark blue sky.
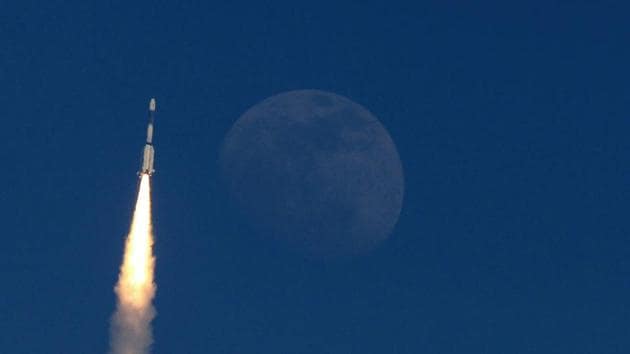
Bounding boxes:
[2,2,629,353]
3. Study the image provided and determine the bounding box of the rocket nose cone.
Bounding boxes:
[149,98,156,112]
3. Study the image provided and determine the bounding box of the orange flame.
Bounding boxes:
[110,174,156,354]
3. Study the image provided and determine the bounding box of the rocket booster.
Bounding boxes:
[140,98,156,176]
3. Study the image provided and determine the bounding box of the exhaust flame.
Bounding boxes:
[110,174,156,354]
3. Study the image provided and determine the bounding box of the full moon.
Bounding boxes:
[220,90,404,258]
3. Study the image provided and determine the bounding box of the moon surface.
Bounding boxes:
[220,90,404,258]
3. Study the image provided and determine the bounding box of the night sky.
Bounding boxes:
[2,2,630,353]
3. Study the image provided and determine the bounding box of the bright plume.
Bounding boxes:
[110,174,156,354]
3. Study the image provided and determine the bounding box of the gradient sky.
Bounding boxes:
[2,2,630,353]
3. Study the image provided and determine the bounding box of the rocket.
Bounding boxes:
[140,98,156,176]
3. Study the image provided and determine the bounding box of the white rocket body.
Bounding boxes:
[140,98,156,176]
[141,144,155,175]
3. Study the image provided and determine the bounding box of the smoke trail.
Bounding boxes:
[110,174,156,354]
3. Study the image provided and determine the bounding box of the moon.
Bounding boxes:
[220,90,404,258]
